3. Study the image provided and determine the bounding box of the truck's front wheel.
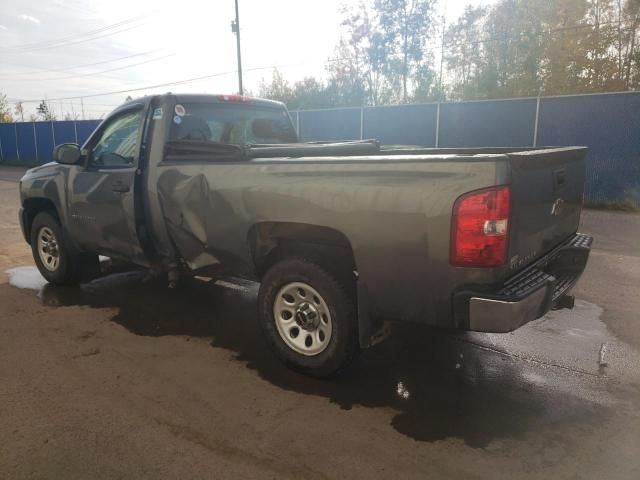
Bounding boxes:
[258,258,360,377]
[30,212,99,285]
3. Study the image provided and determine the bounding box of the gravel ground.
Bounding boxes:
[1,168,639,480]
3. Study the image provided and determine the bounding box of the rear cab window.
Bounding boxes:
[169,102,297,145]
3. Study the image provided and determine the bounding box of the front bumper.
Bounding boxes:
[18,207,29,243]
[453,233,593,333]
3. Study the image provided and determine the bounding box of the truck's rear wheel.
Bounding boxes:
[258,258,360,377]
[30,212,99,285]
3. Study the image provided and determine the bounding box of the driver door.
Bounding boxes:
[68,106,145,262]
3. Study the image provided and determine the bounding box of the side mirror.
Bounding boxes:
[53,143,81,165]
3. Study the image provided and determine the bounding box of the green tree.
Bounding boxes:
[335,2,395,105]
[0,93,14,123]
[442,0,640,98]
[539,0,589,95]
[325,38,368,107]
[619,0,640,88]
[374,0,437,102]
[258,69,295,105]
[444,6,488,100]
[270,0,640,108]
[290,77,333,110]
[36,100,56,121]
[259,71,339,110]
[579,0,620,91]
[480,0,550,98]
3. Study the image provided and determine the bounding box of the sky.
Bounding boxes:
[0,0,496,120]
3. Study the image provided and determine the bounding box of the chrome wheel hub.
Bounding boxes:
[295,302,320,331]
[273,282,332,356]
[37,226,60,272]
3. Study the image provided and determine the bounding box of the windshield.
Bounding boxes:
[169,102,297,145]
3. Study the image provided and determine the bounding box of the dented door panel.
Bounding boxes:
[150,157,508,326]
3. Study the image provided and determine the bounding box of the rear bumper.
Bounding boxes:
[453,233,593,333]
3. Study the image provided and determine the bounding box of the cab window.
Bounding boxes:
[169,103,297,145]
[90,109,143,167]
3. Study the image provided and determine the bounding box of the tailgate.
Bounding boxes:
[506,147,587,272]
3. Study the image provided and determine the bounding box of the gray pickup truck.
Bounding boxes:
[19,94,592,376]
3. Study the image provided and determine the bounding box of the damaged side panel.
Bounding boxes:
[157,170,251,275]
[150,157,506,327]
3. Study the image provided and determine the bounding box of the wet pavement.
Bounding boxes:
[8,264,639,450]
[2,171,640,479]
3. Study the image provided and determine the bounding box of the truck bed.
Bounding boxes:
[147,138,586,329]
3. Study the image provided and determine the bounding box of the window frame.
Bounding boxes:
[168,102,297,145]
[84,105,145,170]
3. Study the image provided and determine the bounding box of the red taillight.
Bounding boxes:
[451,186,511,267]
[216,94,251,102]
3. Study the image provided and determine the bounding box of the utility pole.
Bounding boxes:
[231,0,244,95]
[80,97,85,120]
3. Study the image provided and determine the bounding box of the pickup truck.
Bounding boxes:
[19,93,593,377]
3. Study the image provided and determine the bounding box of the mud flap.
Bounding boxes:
[357,282,389,348]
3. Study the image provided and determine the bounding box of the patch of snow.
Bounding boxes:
[6,266,47,290]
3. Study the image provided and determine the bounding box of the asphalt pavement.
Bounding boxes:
[1,168,639,479]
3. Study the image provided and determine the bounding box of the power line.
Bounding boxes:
[12,65,288,103]
[0,50,161,78]
[9,53,175,82]
[1,22,148,54]
[0,14,149,53]
[69,101,121,107]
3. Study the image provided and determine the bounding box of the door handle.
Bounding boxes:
[553,168,566,190]
[111,181,130,193]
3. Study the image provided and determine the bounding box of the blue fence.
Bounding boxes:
[2,92,638,206]
[292,91,640,207]
[0,119,101,165]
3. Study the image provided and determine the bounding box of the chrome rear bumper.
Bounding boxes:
[454,233,593,333]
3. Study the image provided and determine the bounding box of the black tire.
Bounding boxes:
[258,257,360,377]
[30,211,99,285]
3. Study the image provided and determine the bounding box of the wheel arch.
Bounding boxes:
[22,197,60,245]
[248,222,386,349]
[247,221,357,280]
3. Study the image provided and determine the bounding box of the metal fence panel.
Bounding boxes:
[0,124,19,162]
[3,94,639,208]
[438,98,537,147]
[288,111,299,135]
[539,92,640,207]
[76,120,101,146]
[363,104,438,146]
[299,108,361,142]
[34,122,55,164]
[53,121,77,145]
[16,123,37,163]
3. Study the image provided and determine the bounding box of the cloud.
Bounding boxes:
[0,25,8,30]
[18,14,41,25]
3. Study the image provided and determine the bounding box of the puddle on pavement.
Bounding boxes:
[6,266,48,290]
[7,264,634,448]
